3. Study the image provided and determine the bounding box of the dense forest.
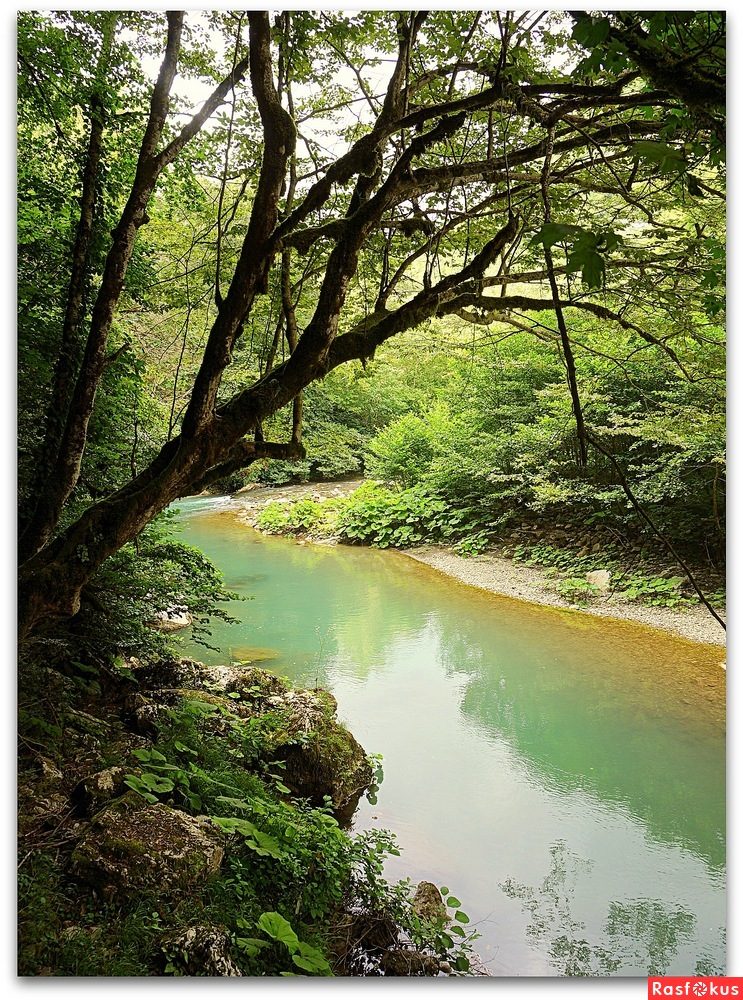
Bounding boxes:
[18,10,725,978]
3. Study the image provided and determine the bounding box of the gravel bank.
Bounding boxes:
[403,545,726,648]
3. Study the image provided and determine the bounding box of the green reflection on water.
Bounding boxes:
[173,499,725,976]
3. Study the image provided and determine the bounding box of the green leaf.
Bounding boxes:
[139,772,174,793]
[576,249,605,289]
[632,140,687,175]
[212,816,259,836]
[571,15,610,48]
[248,829,285,859]
[531,222,585,250]
[235,937,270,958]
[292,942,333,975]
[214,796,253,812]
[123,776,159,804]
[446,896,461,908]
[257,912,299,952]
[454,910,470,924]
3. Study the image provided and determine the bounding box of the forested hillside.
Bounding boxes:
[17,11,725,978]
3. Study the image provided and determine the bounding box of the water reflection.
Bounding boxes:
[503,841,623,976]
[502,841,700,977]
[606,898,696,976]
[435,618,725,870]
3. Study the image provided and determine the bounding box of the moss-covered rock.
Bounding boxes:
[121,692,164,739]
[380,948,440,976]
[72,799,224,897]
[413,882,447,924]
[72,767,130,816]
[133,658,288,704]
[128,658,371,822]
[160,924,242,976]
[272,690,372,823]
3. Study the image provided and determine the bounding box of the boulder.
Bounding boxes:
[122,692,165,738]
[18,753,70,835]
[150,607,193,632]
[161,924,242,976]
[380,948,440,976]
[125,658,371,822]
[72,799,224,897]
[134,659,287,704]
[271,690,371,823]
[413,882,447,925]
[72,766,130,815]
[466,952,493,977]
[585,569,611,593]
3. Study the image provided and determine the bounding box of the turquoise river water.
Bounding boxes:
[173,495,726,977]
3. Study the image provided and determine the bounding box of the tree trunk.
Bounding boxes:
[19,13,116,556]
[19,15,253,563]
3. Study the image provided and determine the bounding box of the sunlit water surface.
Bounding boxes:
[173,496,725,977]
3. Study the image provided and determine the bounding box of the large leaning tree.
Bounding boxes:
[18,10,725,637]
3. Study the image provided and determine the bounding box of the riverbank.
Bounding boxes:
[221,481,725,650]
[403,545,726,648]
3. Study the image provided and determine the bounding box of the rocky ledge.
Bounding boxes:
[124,657,372,822]
[18,657,475,977]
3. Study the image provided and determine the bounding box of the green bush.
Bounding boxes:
[617,573,690,607]
[335,484,447,548]
[556,577,599,605]
[256,499,325,536]
[365,413,438,487]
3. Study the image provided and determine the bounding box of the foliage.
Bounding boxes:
[256,499,326,536]
[335,484,447,549]
[17,10,725,638]
[357,313,724,565]
[512,542,698,609]
[365,412,438,488]
[555,578,600,606]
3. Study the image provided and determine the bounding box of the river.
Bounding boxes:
[173,495,726,977]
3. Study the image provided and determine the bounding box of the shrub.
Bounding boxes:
[335,484,447,548]
[365,413,437,487]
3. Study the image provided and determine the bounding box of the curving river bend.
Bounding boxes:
[174,495,726,977]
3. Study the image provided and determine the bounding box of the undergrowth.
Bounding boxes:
[18,658,478,977]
